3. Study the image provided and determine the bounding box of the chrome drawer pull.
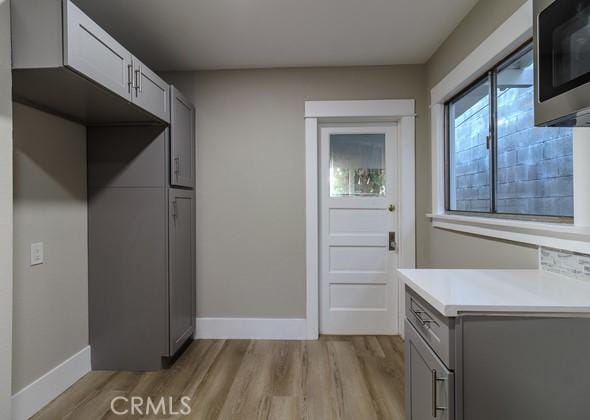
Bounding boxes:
[411,307,434,325]
[431,369,447,418]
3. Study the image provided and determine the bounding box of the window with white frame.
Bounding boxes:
[445,42,574,220]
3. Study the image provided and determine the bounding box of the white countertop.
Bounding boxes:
[397,269,590,317]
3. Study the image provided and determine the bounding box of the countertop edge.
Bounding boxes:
[397,269,590,317]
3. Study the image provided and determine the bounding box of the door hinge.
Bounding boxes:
[172,200,178,219]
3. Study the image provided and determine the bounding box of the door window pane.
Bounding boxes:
[330,134,385,197]
[448,78,491,212]
[496,48,573,216]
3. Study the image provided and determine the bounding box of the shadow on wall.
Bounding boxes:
[87,125,167,188]
[13,103,87,203]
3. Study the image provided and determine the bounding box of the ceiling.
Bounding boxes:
[74,0,478,71]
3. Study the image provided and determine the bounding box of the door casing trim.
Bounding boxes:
[304,100,416,339]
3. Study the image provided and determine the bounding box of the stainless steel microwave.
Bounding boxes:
[534,0,590,126]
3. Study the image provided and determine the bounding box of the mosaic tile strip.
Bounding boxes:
[540,247,590,281]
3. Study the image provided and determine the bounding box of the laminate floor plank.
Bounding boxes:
[217,340,277,420]
[32,371,118,420]
[31,336,405,420]
[301,341,341,420]
[268,396,301,420]
[327,341,378,420]
[187,340,250,420]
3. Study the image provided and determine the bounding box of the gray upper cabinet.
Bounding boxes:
[132,57,170,123]
[63,0,133,100]
[170,86,195,188]
[168,190,195,355]
[11,0,170,124]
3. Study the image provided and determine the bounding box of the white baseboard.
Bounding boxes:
[195,317,309,340]
[11,346,91,420]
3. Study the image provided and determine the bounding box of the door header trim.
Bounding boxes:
[305,99,415,119]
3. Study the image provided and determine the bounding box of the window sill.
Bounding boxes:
[427,213,590,254]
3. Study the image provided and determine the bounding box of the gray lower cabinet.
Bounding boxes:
[406,321,454,420]
[404,286,590,420]
[88,125,195,371]
[88,187,169,371]
[170,86,195,188]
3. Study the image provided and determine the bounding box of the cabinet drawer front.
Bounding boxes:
[170,86,195,188]
[64,0,132,100]
[405,321,454,420]
[406,287,455,369]
[132,57,170,123]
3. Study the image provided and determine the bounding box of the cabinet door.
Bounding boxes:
[63,0,133,100]
[132,57,170,123]
[405,321,454,420]
[170,86,195,188]
[168,189,195,355]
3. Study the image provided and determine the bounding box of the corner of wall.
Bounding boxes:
[0,0,14,417]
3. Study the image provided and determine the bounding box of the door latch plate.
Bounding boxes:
[389,232,397,251]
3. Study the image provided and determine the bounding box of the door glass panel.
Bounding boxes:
[448,77,491,212]
[329,134,385,197]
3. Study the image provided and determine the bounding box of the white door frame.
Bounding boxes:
[304,100,416,340]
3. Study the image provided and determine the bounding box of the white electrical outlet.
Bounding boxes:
[31,242,44,266]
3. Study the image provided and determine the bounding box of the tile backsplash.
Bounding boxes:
[540,247,590,281]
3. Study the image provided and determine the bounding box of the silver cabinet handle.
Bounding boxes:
[411,306,434,326]
[127,64,134,93]
[431,369,447,418]
[134,66,142,95]
[138,65,143,93]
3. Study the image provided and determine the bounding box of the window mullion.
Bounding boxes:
[489,70,497,214]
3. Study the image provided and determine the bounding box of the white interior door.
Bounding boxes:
[320,124,399,335]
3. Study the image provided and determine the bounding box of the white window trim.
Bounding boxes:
[305,100,416,339]
[429,0,590,252]
[429,213,590,255]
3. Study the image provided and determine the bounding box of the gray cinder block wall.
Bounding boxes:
[452,86,573,216]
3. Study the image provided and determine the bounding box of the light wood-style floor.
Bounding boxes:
[33,336,405,420]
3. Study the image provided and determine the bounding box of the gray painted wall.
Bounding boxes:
[420,0,539,269]
[163,34,541,320]
[12,104,88,393]
[427,0,528,88]
[163,66,428,318]
[0,0,13,416]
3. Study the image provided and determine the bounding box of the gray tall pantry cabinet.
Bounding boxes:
[88,88,196,370]
[11,0,197,371]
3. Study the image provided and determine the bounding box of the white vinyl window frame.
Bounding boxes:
[429,0,590,254]
[304,100,416,339]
